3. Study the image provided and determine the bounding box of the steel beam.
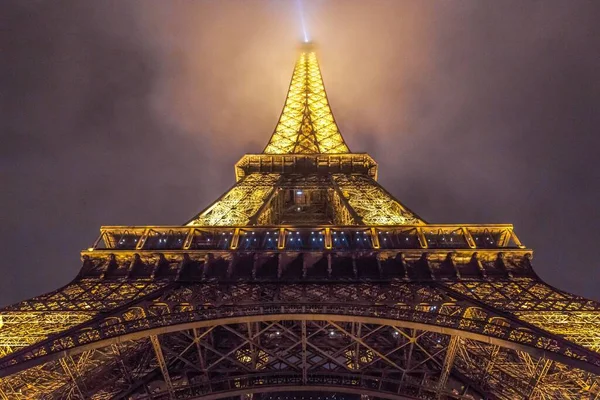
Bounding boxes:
[150,335,174,399]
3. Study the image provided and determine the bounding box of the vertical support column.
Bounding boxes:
[324,228,332,250]
[370,227,380,249]
[111,344,133,384]
[278,228,286,250]
[400,329,417,390]
[193,328,209,382]
[527,357,553,398]
[230,228,241,250]
[461,227,476,249]
[302,320,307,384]
[136,228,150,250]
[183,228,195,250]
[354,323,362,370]
[150,335,174,399]
[247,323,256,370]
[437,335,460,398]
[416,227,428,249]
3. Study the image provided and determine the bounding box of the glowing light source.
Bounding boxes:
[297,0,309,43]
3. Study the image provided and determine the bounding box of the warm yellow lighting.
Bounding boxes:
[235,348,268,369]
[345,348,374,369]
[0,312,91,355]
[264,52,349,154]
[333,174,423,225]
[517,311,600,352]
[188,174,280,226]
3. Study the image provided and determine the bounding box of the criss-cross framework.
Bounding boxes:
[263,48,349,154]
[1,45,599,400]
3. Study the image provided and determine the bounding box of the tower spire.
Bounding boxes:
[263,45,350,154]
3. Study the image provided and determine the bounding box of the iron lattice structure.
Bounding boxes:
[1,44,599,400]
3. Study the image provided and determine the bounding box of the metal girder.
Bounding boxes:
[332,174,424,225]
[0,385,9,400]
[59,356,86,399]
[437,335,460,397]
[3,280,600,382]
[193,327,209,381]
[301,320,307,384]
[523,353,553,399]
[263,50,349,155]
[150,334,174,399]
[187,174,281,226]
[2,315,599,399]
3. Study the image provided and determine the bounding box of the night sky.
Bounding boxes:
[2,1,600,306]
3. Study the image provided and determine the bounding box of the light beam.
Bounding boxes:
[297,0,309,42]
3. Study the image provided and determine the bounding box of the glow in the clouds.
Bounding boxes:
[297,0,309,42]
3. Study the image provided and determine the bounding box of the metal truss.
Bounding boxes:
[0,313,91,356]
[1,276,600,399]
[188,174,424,227]
[263,50,349,154]
[187,174,281,226]
[1,313,599,399]
[234,153,379,182]
[332,174,424,225]
[0,278,170,360]
[516,312,600,352]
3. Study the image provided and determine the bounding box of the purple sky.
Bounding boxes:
[2,0,600,306]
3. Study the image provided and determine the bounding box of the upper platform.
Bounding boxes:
[234,153,378,181]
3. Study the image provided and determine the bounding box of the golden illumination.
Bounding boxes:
[235,348,268,369]
[517,311,600,352]
[332,174,423,225]
[187,174,280,226]
[345,348,374,370]
[0,312,92,356]
[264,52,349,154]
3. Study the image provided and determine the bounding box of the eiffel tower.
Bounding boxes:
[1,43,599,400]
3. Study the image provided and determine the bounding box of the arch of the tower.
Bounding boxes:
[182,386,422,400]
[1,311,600,399]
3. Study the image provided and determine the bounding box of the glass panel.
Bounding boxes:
[285,229,325,250]
[469,228,505,248]
[238,229,279,250]
[109,230,143,250]
[377,228,420,249]
[189,229,233,250]
[424,228,468,249]
[332,229,372,250]
[144,229,187,250]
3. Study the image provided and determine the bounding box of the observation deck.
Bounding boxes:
[80,224,531,282]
